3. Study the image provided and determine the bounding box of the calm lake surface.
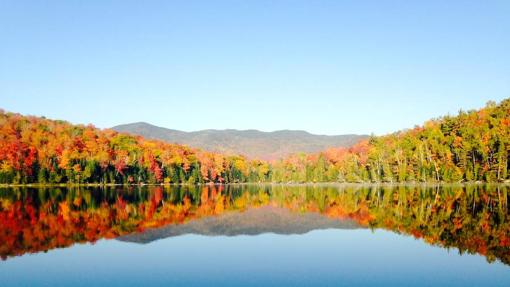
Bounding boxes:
[1,184,509,286]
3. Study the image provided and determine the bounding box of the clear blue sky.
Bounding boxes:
[1,1,509,135]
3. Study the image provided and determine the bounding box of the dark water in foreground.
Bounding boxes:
[1,184,509,286]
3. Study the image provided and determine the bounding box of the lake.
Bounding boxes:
[1,184,509,286]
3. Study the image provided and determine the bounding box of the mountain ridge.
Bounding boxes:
[112,122,368,160]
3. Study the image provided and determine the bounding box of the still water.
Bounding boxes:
[1,184,509,286]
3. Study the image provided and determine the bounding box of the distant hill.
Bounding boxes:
[112,122,367,160]
[118,206,361,244]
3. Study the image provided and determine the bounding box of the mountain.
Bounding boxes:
[112,122,367,160]
[117,206,361,244]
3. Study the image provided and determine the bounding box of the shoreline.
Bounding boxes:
[1,181,509,188]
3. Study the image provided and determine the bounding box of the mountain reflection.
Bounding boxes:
[0,184,509,265]
[117,205,361,244]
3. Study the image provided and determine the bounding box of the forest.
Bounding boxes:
[0,98,509,184]
[272,99,510,183]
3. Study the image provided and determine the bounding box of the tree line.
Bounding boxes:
[272,99,510,183]
[0,111,270,184]
[0,98,509,184]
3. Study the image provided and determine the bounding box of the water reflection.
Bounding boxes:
[0,184,509,265]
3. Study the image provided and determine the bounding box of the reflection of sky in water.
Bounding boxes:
[2,229,509,287]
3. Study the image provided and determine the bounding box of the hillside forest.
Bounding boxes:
[0,99,509,184]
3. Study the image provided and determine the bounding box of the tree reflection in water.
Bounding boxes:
[0,184,508,265]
